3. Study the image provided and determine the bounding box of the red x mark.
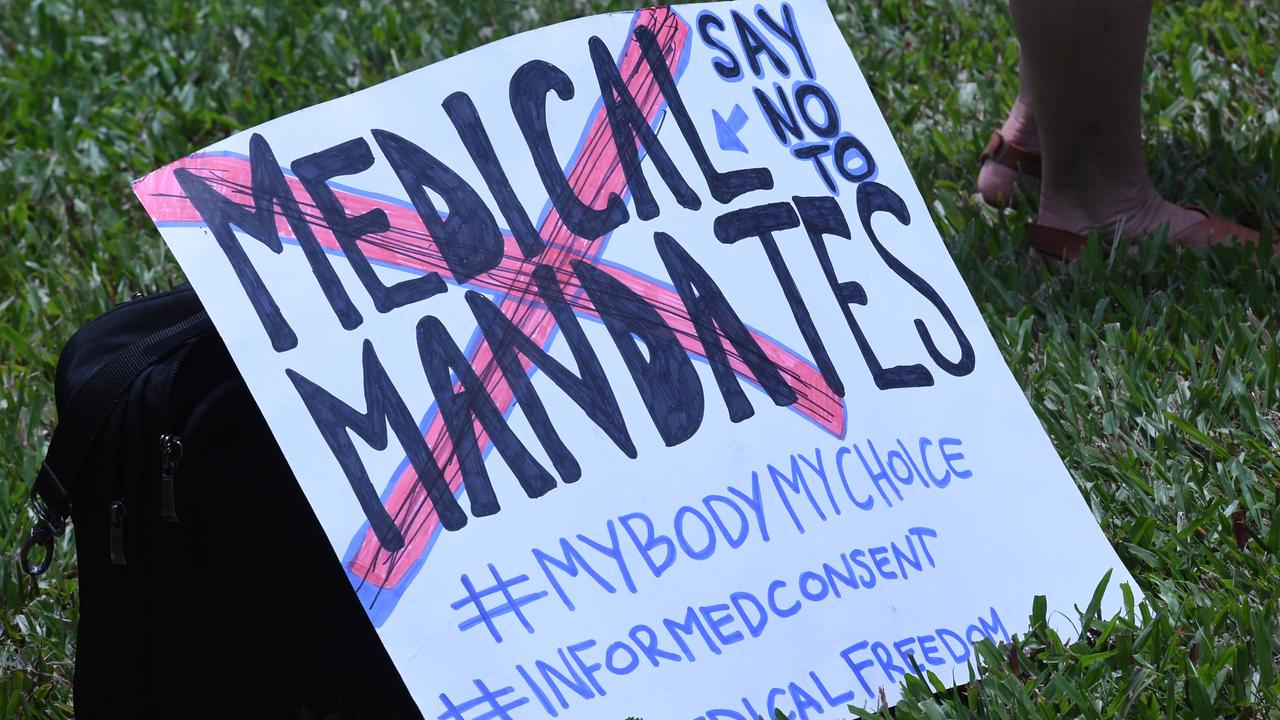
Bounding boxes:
[134,7,844,603]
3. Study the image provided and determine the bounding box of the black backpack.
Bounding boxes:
[19,283,421,719]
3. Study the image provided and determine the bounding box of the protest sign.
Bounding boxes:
[133,1,1140,717]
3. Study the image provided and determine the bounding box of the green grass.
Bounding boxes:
[1,1,1276,718]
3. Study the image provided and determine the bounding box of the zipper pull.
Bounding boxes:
[109,501,127,566]
[159,434,183,522]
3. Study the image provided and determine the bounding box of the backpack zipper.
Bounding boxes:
[157,341,196,523]
[109,500,127,565]
[159,434,184,522]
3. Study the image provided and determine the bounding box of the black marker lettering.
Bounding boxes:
[510,59,629,240]
[791,143,837,193]
[589,34,701,221]
[293,137,449,312]
[442,91,545,259]
[635,25,774,204]
[755,84,804,144]
[732,9,789,77]
[175,133,361,351]
[756,2,814,79]
[287,340,461,545]
[466,266,637,479]
[793,195,932,390]
[372,128,504,285]
[417,316,558,516]
[654,231,797,422]
[697,13,743,80]
[714,202,844,397]
[834,135,876,183]
[795,83,838,139]
[856,182,976,378]
[574,260,705,447]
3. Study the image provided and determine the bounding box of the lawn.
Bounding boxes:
[1,0,1276,718]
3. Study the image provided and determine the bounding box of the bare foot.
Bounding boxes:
[977,95,1041,207]
[1036,181,1202,238]
[1029,186,1266,261]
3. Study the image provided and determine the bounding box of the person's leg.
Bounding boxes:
[976,54,1040,207]
[1008,0,1200,236]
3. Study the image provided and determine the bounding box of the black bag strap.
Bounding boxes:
[19,309,210,576]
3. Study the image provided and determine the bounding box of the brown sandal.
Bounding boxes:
[1025,206,1266,262]
[979,130,1042,208]
[981,130,1043,178]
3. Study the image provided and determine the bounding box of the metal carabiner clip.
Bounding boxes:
[19,523,56,576]
[18,494,66,577]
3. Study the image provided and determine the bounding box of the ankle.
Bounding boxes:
[999,95,1039,153]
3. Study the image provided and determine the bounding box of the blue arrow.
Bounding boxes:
[713,104,750,153]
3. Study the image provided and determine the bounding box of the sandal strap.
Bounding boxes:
[981,130,1042,178]
[1171,206,1261,247]
[1026,206,1266,263]
[1025,222,1086,262]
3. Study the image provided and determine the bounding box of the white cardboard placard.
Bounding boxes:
[134,2,1138,717]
